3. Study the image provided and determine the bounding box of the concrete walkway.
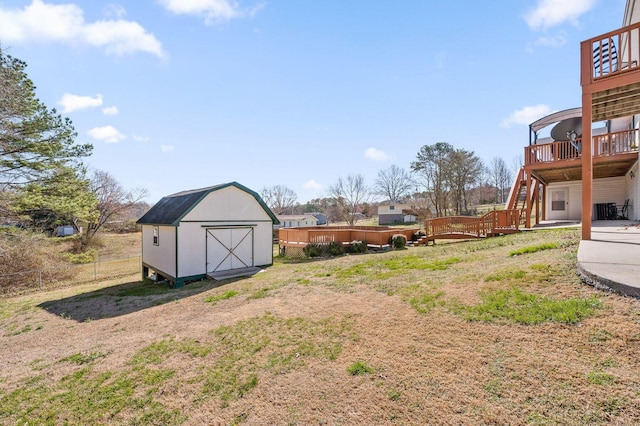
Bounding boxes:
[577,220,640,297]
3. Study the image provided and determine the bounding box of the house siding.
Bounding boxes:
[547,176,627,220]
[626,163,639,220]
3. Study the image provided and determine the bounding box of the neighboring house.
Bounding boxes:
[310,212,327,225]
[378,204,417,225]
[507,0,640,240]
[136,182,279,287]
[275,214,319,228]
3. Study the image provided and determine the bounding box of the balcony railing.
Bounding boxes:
[424,210,521,240]
[524,130,638,166]
[583,21,640,83]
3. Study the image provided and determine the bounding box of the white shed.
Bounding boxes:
[136,182,279,287]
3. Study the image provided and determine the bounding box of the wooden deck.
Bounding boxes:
[278,225,420,249]
[424,210,522,243]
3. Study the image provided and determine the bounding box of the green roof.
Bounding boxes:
[136,182,279,226]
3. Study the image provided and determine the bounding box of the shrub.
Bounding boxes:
[60,249,96,264]
[327,241,345,256]
[349,240,367,254]
[391,234,407,250]
[303,243,322,258]
[413,231,426,241]
[348,361,374,375]
[0,230,75,295]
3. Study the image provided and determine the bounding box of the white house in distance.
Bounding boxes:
[136,182,279,287]
[275,214,319,228]
[378,204,417,225]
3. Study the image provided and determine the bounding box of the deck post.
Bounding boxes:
[533,180,540,225]
[581,39,593,241]
[525,171,532,228]
[541,184,546,221]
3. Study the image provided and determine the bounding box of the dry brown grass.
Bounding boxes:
[1,228,640,425]
[0,231,141,296]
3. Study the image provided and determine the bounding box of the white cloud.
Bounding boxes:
[133,134,150,142]
[58,93,103,113]
[88,125,125,143]
[160,144,174,152]
[159,0,239,20]
[525,0,596,31]
[0,0,165,57]
[364,147,390,162]
[501,104,553,128]
[103,4,127,19]
[158,0,264,23]
[303,179,323,191]
[534,33,567,48]
[102,106,119,116]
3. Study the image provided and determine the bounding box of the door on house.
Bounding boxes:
[206,227,254,273]
[550,188,568,220]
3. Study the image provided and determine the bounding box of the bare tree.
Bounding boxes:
[375,165,413,203]
[448,149,485,214]
[260,185,298,214]
[79,170,148,250]
[328,174,370,226]
[489,157,512,204]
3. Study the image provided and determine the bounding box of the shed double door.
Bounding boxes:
[206,227,254,273]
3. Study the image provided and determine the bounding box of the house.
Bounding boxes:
[378,204,417,225]
[136,182,279,287]
[275,214,319,228]
[507,1,640,239]
[310,212,327,225]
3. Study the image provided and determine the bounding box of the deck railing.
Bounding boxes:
[278,226,420,248]
[524,130,638,166]
[425,210,521,240]
[583,21,640,83]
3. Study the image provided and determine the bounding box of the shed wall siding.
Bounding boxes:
[141,224,176,277]
[182,186,271,222]
[176,221,273,277]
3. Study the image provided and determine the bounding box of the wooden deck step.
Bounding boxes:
[207,266,262,281]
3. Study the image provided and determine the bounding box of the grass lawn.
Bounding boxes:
[1,227,640,424]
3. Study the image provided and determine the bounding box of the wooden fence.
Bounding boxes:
[278,226,420,249]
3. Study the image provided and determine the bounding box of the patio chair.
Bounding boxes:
[616,199,629,220]
[593,39,618,75]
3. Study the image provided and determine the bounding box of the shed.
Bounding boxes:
[136,182,279,287]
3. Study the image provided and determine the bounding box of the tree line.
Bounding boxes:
[262,144,515,225]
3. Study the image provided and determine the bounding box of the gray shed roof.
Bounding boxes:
[137,182,279,226]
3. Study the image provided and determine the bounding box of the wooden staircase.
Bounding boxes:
[505,167,545,227]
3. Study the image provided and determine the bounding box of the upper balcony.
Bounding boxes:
[582,21,640,121]
[524,129,638,182]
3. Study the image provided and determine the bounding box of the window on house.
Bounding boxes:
[389,205,395,210]
[153,226,159,246]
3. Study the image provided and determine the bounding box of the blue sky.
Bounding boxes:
[0,0,627,203]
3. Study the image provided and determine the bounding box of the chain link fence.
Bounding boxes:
[0,255,141,297]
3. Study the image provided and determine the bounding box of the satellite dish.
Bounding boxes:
[551,117,582,141]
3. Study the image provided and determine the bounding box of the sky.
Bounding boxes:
[0,0,629,204]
